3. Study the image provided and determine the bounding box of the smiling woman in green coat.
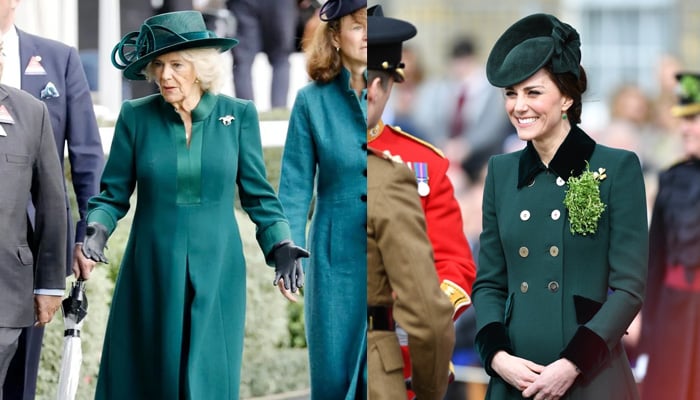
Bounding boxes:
[74,11,308,399]
[472,14,648,400]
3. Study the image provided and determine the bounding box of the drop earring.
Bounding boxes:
[562,113,568,120]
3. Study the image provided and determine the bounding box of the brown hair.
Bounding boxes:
[545,64,588,125]
[306,8,367,83]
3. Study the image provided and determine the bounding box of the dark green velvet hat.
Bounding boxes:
[111,11,238,80]
[367,5,417,83]
[672,72,700,117]
[486,13,581,88]
[319,0,365,21]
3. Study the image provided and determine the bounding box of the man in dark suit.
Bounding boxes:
[0,50,67,398]
[0,1,104,398]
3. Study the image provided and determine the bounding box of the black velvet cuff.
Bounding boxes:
[475,322,513,377]
[560,326,609,376]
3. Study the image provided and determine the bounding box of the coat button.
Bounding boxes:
[362,169,367,177]
[549,246,559,257]
[519,246,529,258]
[548,281,560,292]
[556,177,566,186]
[551,210,561,220]
[361,143,367,150]
[360,194,367,202]
[520,282,529,293]
[520,210,531,221]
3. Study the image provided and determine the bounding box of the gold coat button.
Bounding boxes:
[519,246,529,257]
[548,281,560,292]
[520,282,529,293]
[551,210,561,220]
[556,177,566,186]
[549,246,559,257]
[520,210,531,221]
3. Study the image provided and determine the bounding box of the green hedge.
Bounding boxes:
[35,147,309,399]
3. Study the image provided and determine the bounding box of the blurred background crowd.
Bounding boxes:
[12,0,700,398]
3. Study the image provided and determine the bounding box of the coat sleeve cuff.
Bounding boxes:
[560,326,609,376]
[475,322,512,377]
[440,280,471,320]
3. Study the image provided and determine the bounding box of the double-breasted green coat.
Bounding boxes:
[87,92,291,399]
[473,127,648,399]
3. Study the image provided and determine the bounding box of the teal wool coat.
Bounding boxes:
[87,92,291,399]
[278,68,368,399]
[473,127,648,399]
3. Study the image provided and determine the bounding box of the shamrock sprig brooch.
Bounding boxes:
[563,165,607,235]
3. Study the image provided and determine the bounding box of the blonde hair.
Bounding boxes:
[144,47,225,94]
[306,8,366,83]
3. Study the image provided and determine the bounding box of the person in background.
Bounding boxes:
[366,10,455,400]
[277,0,367,398]
[227,0,298,109]
[381,44,427,140]
[640,71,700,400]
[0,1,104,398]
[472,13,647,399]
[366,5,475,398]
[0,44,67,398]
[412,35,513,192]
[76,11,308,398]
[366,148,455,400]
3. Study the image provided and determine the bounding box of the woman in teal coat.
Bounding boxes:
[472,14,647,400]
[76,11,308,399]
[277,1,367,398]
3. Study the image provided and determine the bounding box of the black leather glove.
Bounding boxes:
[82,222,109,263]
[271,240,309,292]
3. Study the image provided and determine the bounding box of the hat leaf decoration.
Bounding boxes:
[550,22,581,78]
[680,75,700,104]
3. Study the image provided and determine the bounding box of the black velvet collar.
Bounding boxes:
[517,125,596,188]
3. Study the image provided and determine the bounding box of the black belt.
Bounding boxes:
[368,305,395,331]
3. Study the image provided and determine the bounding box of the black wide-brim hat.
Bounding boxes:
[319,0,365,22]
[486,13,581,88]
[672,72,700,117]
[367,5,416,83]
[112,11,238,80]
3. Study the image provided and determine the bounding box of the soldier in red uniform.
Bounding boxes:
[367,5,477,398]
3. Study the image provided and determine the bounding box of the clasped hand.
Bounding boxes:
[492,351,580,400]
[75,222,109,280]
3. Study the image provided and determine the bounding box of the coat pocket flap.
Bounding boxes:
[375,333,405,373]
[6,154,29,164]
[17,245,33,266]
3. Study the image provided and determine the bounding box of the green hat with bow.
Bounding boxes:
[111,11,238,80]
[486,13,581,88]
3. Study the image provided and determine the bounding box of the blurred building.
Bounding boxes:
[372,0,700,130]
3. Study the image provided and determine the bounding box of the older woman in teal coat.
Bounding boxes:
[278,1,367,399]
[76,11,308,399]
[473,14,647,400]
